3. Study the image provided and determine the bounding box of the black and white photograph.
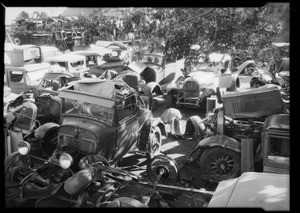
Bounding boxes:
[3,3,290,209]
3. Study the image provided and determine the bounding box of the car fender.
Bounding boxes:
[150,117,166,136]
[34,122,60,140]
[189,135,241,161]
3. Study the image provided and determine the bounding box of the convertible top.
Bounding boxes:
[65,78,132,99]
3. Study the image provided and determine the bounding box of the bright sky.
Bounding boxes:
[4,7,67,25]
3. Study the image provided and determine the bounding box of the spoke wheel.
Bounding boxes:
[199,147,241,182]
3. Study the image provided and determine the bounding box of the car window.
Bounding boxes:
[9,71,24,82]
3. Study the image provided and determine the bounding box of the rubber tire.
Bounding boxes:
[199,147,241,182]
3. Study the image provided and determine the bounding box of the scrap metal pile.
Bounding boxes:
[4,38,289,208]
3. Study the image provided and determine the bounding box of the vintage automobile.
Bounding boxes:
[180,85,289,183]
[4,44,50,98]
[36,67,77,96]
[115,60,176,111]
[233,60,275,88]
[39,45,62,62]
[208,172,289,210]
[72,48,124,78]
[44,53,89,77]
[4,78,167,206]
[166,66,238,110]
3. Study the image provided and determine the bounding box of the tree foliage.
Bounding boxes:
[11,4,289,65]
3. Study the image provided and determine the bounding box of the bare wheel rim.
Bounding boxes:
[150,127,161,155]
[209,153,236,176]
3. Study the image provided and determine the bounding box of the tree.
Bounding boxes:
[57,5,288,65]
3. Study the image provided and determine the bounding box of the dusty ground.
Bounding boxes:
[113,103,218,207]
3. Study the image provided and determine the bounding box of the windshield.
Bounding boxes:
[64,98,114,125]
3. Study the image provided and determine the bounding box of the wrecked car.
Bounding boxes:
[4,44,50,98]
[180,85,289,182]
[44,53,89,77]
[4,78,166,206]
[166,66,238,110]
[233,60,275,88]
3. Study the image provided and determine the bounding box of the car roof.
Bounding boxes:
[44,53,85,63]
[208,172,290,211]
[263,114,290,131]
[62,78,132,100]
[72,50,100,56]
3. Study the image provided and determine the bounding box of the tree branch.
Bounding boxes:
[168,8,215,29]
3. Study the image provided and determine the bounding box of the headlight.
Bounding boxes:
[59,153,73,169]
[17,141,31,155]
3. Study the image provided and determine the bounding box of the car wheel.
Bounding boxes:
[148,126,162,158]
[5,152,31,203]
[199,147,241,182]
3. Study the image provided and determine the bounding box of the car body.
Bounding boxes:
[39,45,62,62]
[72,49,105,77]
[184,101,288,183]
[4,63,50,98]
[44,53,89,77]
[57,78,166,165]
[234,60,275,88]
[208,172,289,210]
[4,77,166,206]
[167,66,238,109]
[262,114,289,174]
[117,60,176,111]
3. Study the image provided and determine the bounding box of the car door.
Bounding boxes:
[112,94,139,165]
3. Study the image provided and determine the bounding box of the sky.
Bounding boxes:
[4,7,67,25]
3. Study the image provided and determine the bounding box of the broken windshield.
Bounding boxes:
[65,98,114,125]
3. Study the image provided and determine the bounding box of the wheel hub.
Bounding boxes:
[147,155,180,185]
[211,155,234,175]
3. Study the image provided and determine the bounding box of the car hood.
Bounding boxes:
[185,71,216,89]
[60,115,115,140]
[208,172,290,211]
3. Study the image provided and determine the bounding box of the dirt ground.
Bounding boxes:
[113,102,217,207]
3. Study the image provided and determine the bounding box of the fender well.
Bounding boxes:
[34,122,60,139]
[189,134,241,161]
[199,135,241,152]
[150,117,166,136]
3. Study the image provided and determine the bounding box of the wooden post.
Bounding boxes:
[241,138,254,173]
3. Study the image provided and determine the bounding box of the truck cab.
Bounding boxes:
[4,44,50,97]
[262,114,289,174]
[44,53,88,77]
